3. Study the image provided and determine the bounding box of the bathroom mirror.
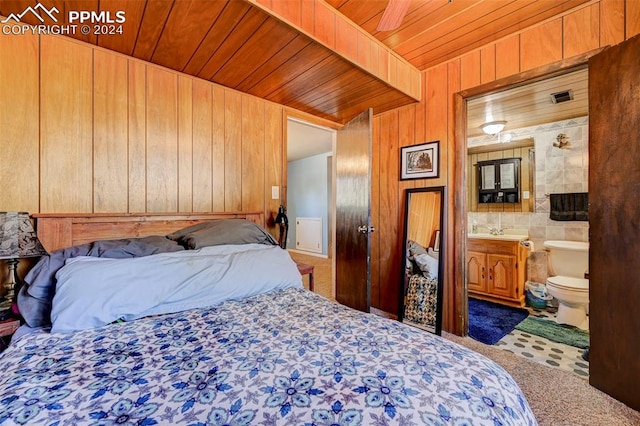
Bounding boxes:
[398,187,445,335]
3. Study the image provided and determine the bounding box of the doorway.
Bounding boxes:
[285,110,374,311]
[286,117,336,299]
[456,63,592,379]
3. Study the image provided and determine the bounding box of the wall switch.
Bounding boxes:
[271,186,279,200]
[523,190,530,199]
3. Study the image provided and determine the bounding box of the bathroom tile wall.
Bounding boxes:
[468,116,589,282]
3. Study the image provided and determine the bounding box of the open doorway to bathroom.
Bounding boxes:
[285,117,336,300]
[464,67,590,379]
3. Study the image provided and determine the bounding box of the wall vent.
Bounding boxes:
[550,89,574,104]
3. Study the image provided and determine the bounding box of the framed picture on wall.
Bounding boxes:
[400,141,439,180]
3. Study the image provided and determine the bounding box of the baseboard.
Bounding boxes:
[287,249,329,259]
[370,307,397,321]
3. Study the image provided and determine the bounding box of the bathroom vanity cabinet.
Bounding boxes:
[467,238,528,307]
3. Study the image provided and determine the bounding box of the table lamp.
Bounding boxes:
[275,204,289,249]
[0,212,47,321]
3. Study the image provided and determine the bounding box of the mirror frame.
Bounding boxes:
[398,186,446,335]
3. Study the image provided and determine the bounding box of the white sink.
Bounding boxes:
[468,229,529,242]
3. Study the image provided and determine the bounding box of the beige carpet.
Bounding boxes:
[287,250,333,299]
[444,332,640,425]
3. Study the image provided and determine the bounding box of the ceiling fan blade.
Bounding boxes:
[376,0,411,31]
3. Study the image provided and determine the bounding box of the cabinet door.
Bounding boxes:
[487,254,516,299]
[467,251,487,293]
[480,163,496,190]
[477,158,520,204]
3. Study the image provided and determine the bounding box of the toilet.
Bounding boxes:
[544,240,589,329]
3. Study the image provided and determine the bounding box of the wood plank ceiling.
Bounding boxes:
[0,0,417,124]
[326,0,592,70]
[466,67,588,137]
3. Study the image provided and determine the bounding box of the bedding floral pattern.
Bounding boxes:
[0,289,537,425]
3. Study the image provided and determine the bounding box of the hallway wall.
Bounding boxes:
[287,153,331,255]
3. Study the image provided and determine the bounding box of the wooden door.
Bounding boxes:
[487,254,516,299]
[467,251,487,293]
[589,34,640,411]
[335,109,373,312]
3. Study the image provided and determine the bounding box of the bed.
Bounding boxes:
[0,213,537,425]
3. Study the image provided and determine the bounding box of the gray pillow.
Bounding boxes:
[407,240,428,259]
[414,252,439,280]
[18,236,185,328]
[168,219,277,249]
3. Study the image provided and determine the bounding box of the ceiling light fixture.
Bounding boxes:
[480,121,507,136]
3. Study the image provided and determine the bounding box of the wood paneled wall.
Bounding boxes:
[0,33,290,237]
[0,30,39,214]
[371,0,636,331]
[407,192,441,249]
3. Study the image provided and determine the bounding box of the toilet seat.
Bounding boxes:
[547,276,589,291]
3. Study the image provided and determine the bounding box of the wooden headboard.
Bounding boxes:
[33,212,264,252]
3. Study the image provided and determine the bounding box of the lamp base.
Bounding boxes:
[1,258,22,318]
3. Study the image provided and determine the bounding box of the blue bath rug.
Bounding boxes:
[468,298,529,345]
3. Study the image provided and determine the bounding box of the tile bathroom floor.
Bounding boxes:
[494,306,590,379]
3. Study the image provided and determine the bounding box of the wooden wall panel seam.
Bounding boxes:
[91,48,95,214]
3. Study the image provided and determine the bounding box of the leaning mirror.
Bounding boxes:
[398,187,445,335]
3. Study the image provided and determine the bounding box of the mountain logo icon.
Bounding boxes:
[1,3,59,24]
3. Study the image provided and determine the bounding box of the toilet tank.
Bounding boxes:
[544,240,589,278]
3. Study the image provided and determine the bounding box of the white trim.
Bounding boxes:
[287,116,333,132]
[331,130,336,300]
[287,249,329,259]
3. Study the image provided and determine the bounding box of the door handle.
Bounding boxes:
[358,225,375,234]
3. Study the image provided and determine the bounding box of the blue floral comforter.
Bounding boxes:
[0,289,537,425]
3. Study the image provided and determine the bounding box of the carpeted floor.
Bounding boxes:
[444,332,640,425]
[287,250,333,300]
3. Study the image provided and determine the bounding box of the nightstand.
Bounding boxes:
[296,262,315,292]
[0,317,20,353]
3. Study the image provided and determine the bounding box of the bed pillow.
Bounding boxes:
[407,240,428,259]
[414,252,439,280]
[50,244,302,333]
[18,235,184,328]
[168,219,277,249]
[427,247,439,260]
